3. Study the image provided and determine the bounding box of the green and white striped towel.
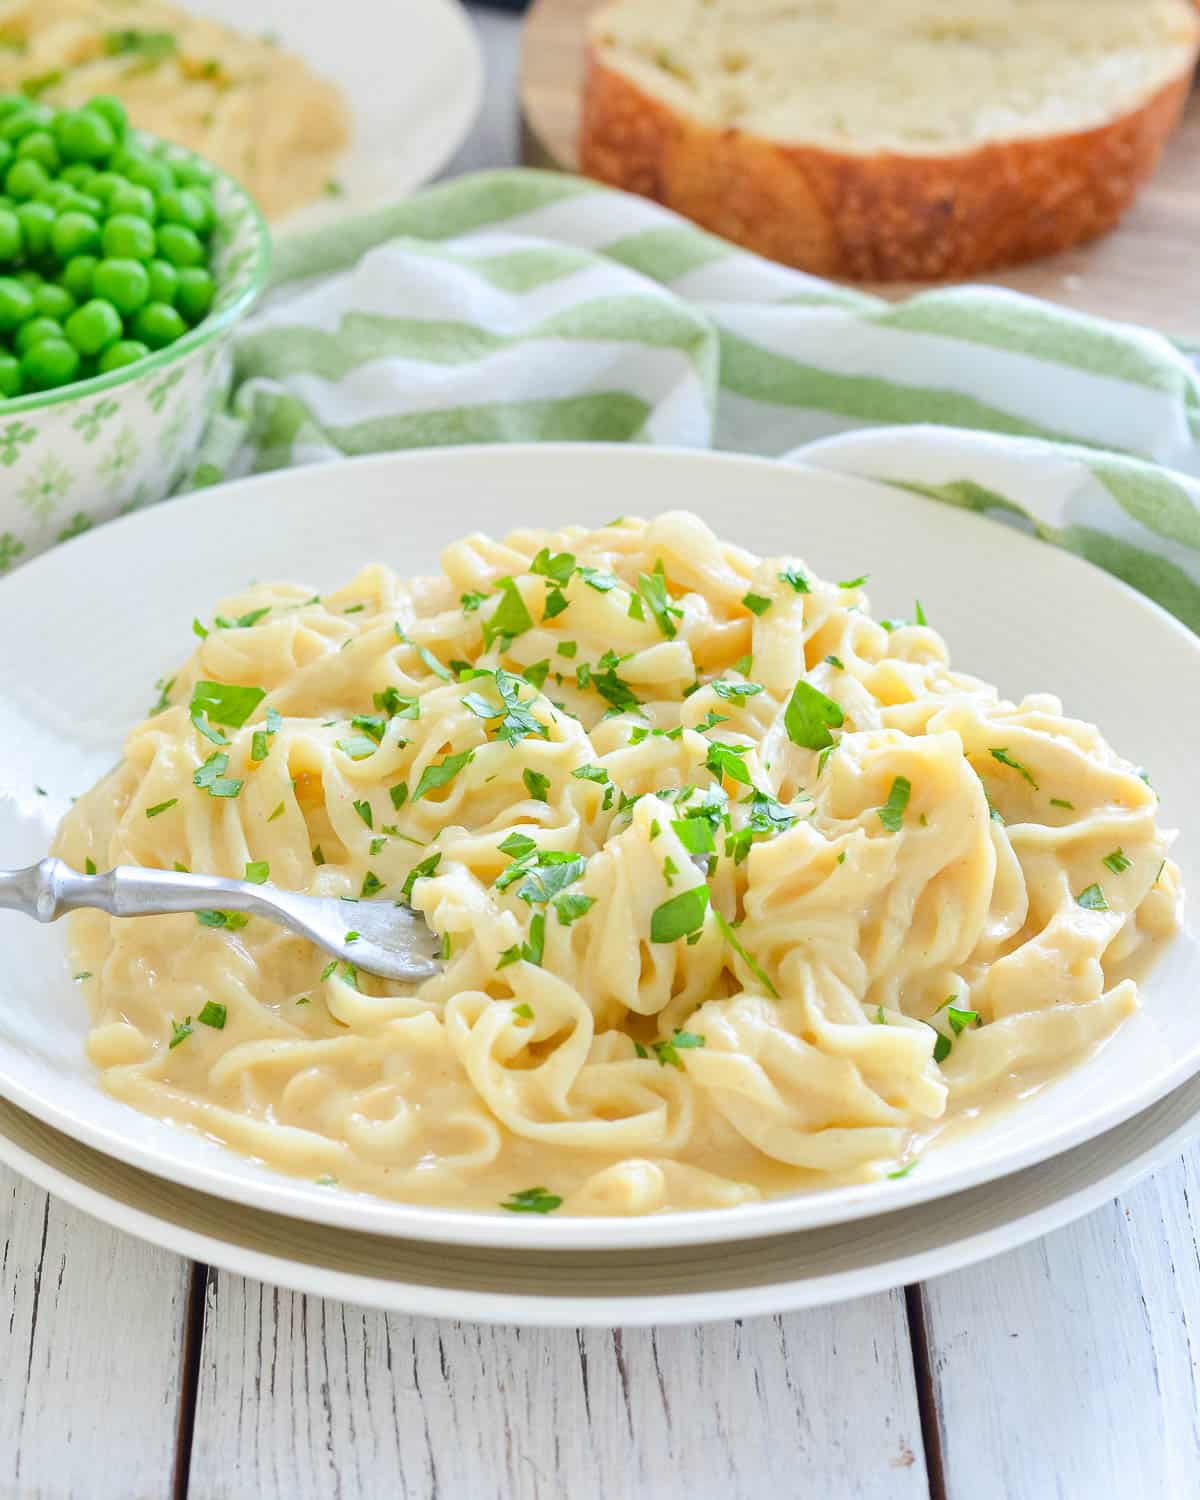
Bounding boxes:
[192,168,1200,632]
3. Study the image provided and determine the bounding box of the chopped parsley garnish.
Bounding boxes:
[571,763,615,810]
[190,708,228,746]
[168,1017,193,1048]
[460,590,487,613]
[268,802,285,823]
[105,28,177,62]
[500,1186,561,1214]
[705,740,753,788]
[498,911,546,969]
[989,747,1039,789]
[345,931,360,944]
[85,858,97,875]
[413,749,475,802]
[196,910,249,931]
[361,871,384,898]
[784,680,844,750]
[825,655,845,670]
[741,592,772,616]
[915,599,928,626]
[1103,848,1131,874]
[369,836,386,856]
[556,641,578,658]
[711,679,764,702]
[513,1002,534,1021]
[244,861,269,884]
[628,593,645,622]
[416,645,453,682]
[516,855,586,906]
[733,653,753,676]
[542,588,569,620]
[465,669,549,746]
[145,798,177,819]
[637,562,683,639]
[1077,882,1109,911]
[839,574,868,589]
[714,910,779,997]
[663,855,679,886]
[651,1029,706,1070]
[349,713,387,744]
[531,547,576,586]
[525,660,551,691]
[592,661,641,713]
[312,845,326,866]
[933,1033,952,1063]
[73,971,92,982]
[343,604,365,615]
[650,885,710,943]
[778,566,810,594]
[352,799,374,829]
[578,566,618,592]
[198,1002,227,1030]
[1050,797,1075,810]
[194,752,243,799]
[523,768,551,802]
[672,816,715,854]
[389,781,409,810]
[374,689,420,721]
[877,776,911,832]
[554,892,595,926]
[400,852,441,902]
[189,680,266,729]
[149,676,175,716]
[888,1158,918,1180]
[499,830,538,861]
[336,735,379,761]
[482,577,535,648]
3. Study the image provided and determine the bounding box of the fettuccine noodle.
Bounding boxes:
[55,511,1182,1216]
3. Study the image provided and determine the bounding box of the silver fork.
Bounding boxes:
[0,858,442,982]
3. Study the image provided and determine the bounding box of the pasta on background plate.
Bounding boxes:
[55,511,1181,1217]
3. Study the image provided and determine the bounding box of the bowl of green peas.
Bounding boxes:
[0,91,270,574]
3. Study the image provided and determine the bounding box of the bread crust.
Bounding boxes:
[579,47,1197,280]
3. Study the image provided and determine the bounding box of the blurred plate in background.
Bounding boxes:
[188,0,484,229]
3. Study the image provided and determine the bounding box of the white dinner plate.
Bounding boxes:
[186,0,484,229]
[1,1066,1198,1325]
[0,445,1197,1254]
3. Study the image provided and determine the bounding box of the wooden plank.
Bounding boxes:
[919,1151,1200,1499]
[187,1278,928,1500]
[519,0,1200,335]
[0,1164,193,1497]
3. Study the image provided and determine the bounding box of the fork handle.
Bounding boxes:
[0,858,266,922]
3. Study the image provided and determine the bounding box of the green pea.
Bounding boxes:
[133,300,185,349]
[124,154,174,197]
[59,163,97,191]
[21,337,80,390]
[102,213,155,261]
[16,130,60,173]
[172,157,215,189]
[156,188,209,235]
[0,276,33,331]
[0,98,28,123]
[50,210,101,261]
[5,158,49,201]
[0,206,20,260]
[14,269,41,291]
[156,222,204,269]
[15,316,64,353]
[98,338,148,373]
[0,141,12,176]
[175,267,214,324]
[16,200,54,256]
[0,111,48,145]
[0,350,22,397]
[83,95,128,142]
[146,258,178,304]
[87,170,125,204]
[59,254,98,301]
[32,282,75,321]
[64,298,122,356]
[35,180,74,210]
[105,180,156,220]
[91,257,149,316]
[68,192,104,219]
[54,109,117,164]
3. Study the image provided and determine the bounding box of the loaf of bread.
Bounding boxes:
[579,0,1200,280]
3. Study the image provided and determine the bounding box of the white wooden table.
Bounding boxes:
[5,12,1200,1497]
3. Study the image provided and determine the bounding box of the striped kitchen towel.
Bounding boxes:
[193,168,1200,631]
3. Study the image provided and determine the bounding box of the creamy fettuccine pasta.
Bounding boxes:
[56,512,1182,1216]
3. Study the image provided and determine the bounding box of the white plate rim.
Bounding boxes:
[0,443,1196,1253]
[1,1073,1197,1326]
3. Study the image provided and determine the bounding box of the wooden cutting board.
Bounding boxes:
[519,0,1200,338]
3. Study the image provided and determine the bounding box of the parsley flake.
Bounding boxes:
[784,680,844,750]
[650,885,710,942]
[989,747,1039,789]
[413,749,475,802]
[500,1186,561,1214]
[877,776,911,832]
[198,1001,227,1030]
[1103,848,1131,875]
[1077,882,1109,911]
